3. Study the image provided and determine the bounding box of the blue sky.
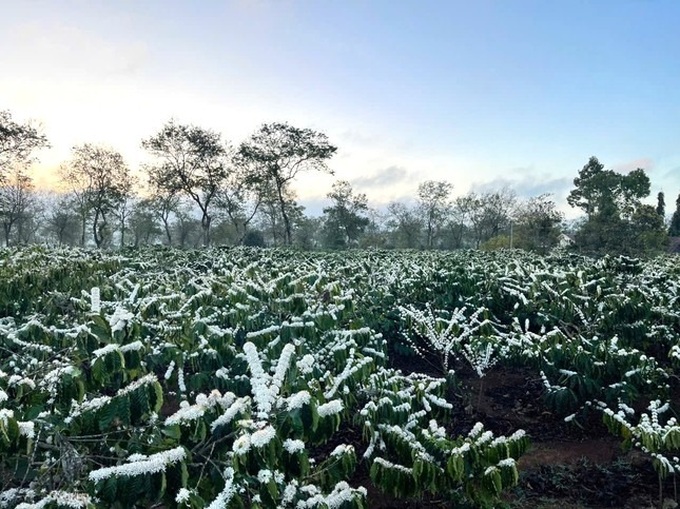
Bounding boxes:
[2,0,679,217]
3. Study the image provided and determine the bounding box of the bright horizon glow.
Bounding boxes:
[2,1,679,219]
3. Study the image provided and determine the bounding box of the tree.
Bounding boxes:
[129,198,162,247]
[215,164,265,245]
[238,122,336,245]
[44,193,80,246]
[568,157,655,254]
[295,215,322,250]
[173,204,203,249]
[0,110,49,179]
[111,173,137,248]
[656,191,665,218]
[443,195,477,249]
[254,180,297,246]
[142,121,231,246]
[0,167,36,246]
[669,193,680,237]
[629,204,667,254]
[386,202,422,249]
[59,164,91,246]
[512,194,564,253]
[321,180,370,249]
[417,180,452,249]
[567,157,613,217]
[467,189,517,248]
[60,144,132,248]
[568,156,650,220]
[144,166,180,246]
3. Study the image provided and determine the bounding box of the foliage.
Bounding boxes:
[512,194,564,253]
[2,247,680,507]
[568,156,666,255]
[142,121,232,246]
[417,180,452,249]
[0,247,540,508]
[322,181,370,249]
[669,193,680,237]
[237,122,336,246]
[0,110,49,177]
[60,144,132,248]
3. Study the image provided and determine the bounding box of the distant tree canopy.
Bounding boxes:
[568,156,666,255]
[512,194,564,254]
[237,122,337,246]
[322,180,370,249]
[61,144,132,248]
[0,110,49,178]
[142,120,231,246]
[669,193,680,237]
[0,108,678,256]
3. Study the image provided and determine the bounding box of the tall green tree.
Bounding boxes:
[568,156,660,254]
[656,191,665,217]
[142,121,232,246]
[630,204,668,254]
[321,180,370,249]
[669,193,680,237]
[567,156,650,219]
[238,122,336,245]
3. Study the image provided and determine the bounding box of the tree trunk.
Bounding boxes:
[80,215,87,247]
[201,212,211,247]
[162,215,172,246]
[276,185,292,246]
[3,221,12,247]
[93,210,106,248]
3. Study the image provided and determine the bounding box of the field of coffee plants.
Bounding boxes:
[1,247,679,508]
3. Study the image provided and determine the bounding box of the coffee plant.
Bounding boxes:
[1,247,679,508]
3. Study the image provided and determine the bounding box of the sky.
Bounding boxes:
[2,0,679,218]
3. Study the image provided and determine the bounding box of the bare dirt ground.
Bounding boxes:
[361,359,668,509]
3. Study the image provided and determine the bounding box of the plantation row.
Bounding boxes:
[0,247,679,508]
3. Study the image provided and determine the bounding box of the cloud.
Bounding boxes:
[298,197,327,217]
[337,130,381,147]
[351,165,409,189]
[611,158,655,174]
[662,167,680,187]
[4,21,149,79]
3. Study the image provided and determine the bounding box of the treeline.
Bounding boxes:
[1,109,678,255]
